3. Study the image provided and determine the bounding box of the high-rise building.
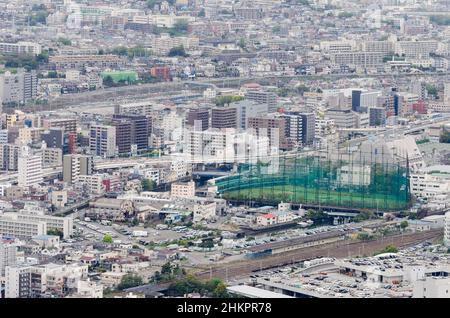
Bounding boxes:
[326,109,355,128]
[63,154,94,184]
[444,82,450,105]
[235,100,268,130]
[89,124,116,158]
[211,106,237,129]
[351,90,362,112]
[445,212,450,247]
[111,119,132,155]
[112,114,149,154]
[245,90,278,112]
[0,243,17,276]
[4,265,32,298]
[299,113,316,146]
[369,107,387,127]
[0,70,37,104]
[186,107,210,131]
[247,115,288,150]
[282,113,303,149]
[0,144,20,171]
[41,128,65,151]
[283,112,315,146]
[17,147,42,188]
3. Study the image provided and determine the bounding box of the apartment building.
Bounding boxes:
[49,55,124,70]
[171,181,196,198]
[151,35,199,55]
[42,148,63,168]
[0,42,41,56]
[0,217,47,240]
[63,154,93,184]
[42,118,77,134]
[362,41,394,55]
[410,174,450,201]
[114,102,154,116]
[13,211,73,239]
[331,52,384,68]
[395,41,438,59]
[77,174,106,195]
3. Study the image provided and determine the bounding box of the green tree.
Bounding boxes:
[296,84,310,95]
[103,75,115,87]
[205,278,222,292]
[36,51,49,63]
[214,95,244,106]
[356,232,373,241]
[47,71,58,78]
[161,262,173,275]
[296,0,310,5]
[338,12,354,19]
[237,38,246,49]
[141,179,156,191]
[199,239,214,249]
[117,274,143,290]
[374,245,398,255]
[173,19,189,33]
[305,210,333,226]
[102,234,113,243]
[147,0,158,8]
[213,282,228,298]
[430,15,450,26]
[47,228,64,239]
[440,128,450,143]
[400,220,409,230]
[168,46,187,57]
[426,84,438,98]
[57,37,72,46]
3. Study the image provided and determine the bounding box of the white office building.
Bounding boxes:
[17,147,43,188]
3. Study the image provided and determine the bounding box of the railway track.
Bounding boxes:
[195,230,442,281]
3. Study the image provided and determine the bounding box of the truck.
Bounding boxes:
[132,230,148,237]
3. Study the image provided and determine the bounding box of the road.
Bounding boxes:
[194,229,442,281]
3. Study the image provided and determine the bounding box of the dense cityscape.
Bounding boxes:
[0,0,450,300]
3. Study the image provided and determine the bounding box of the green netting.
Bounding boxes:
[215,154,410,211]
